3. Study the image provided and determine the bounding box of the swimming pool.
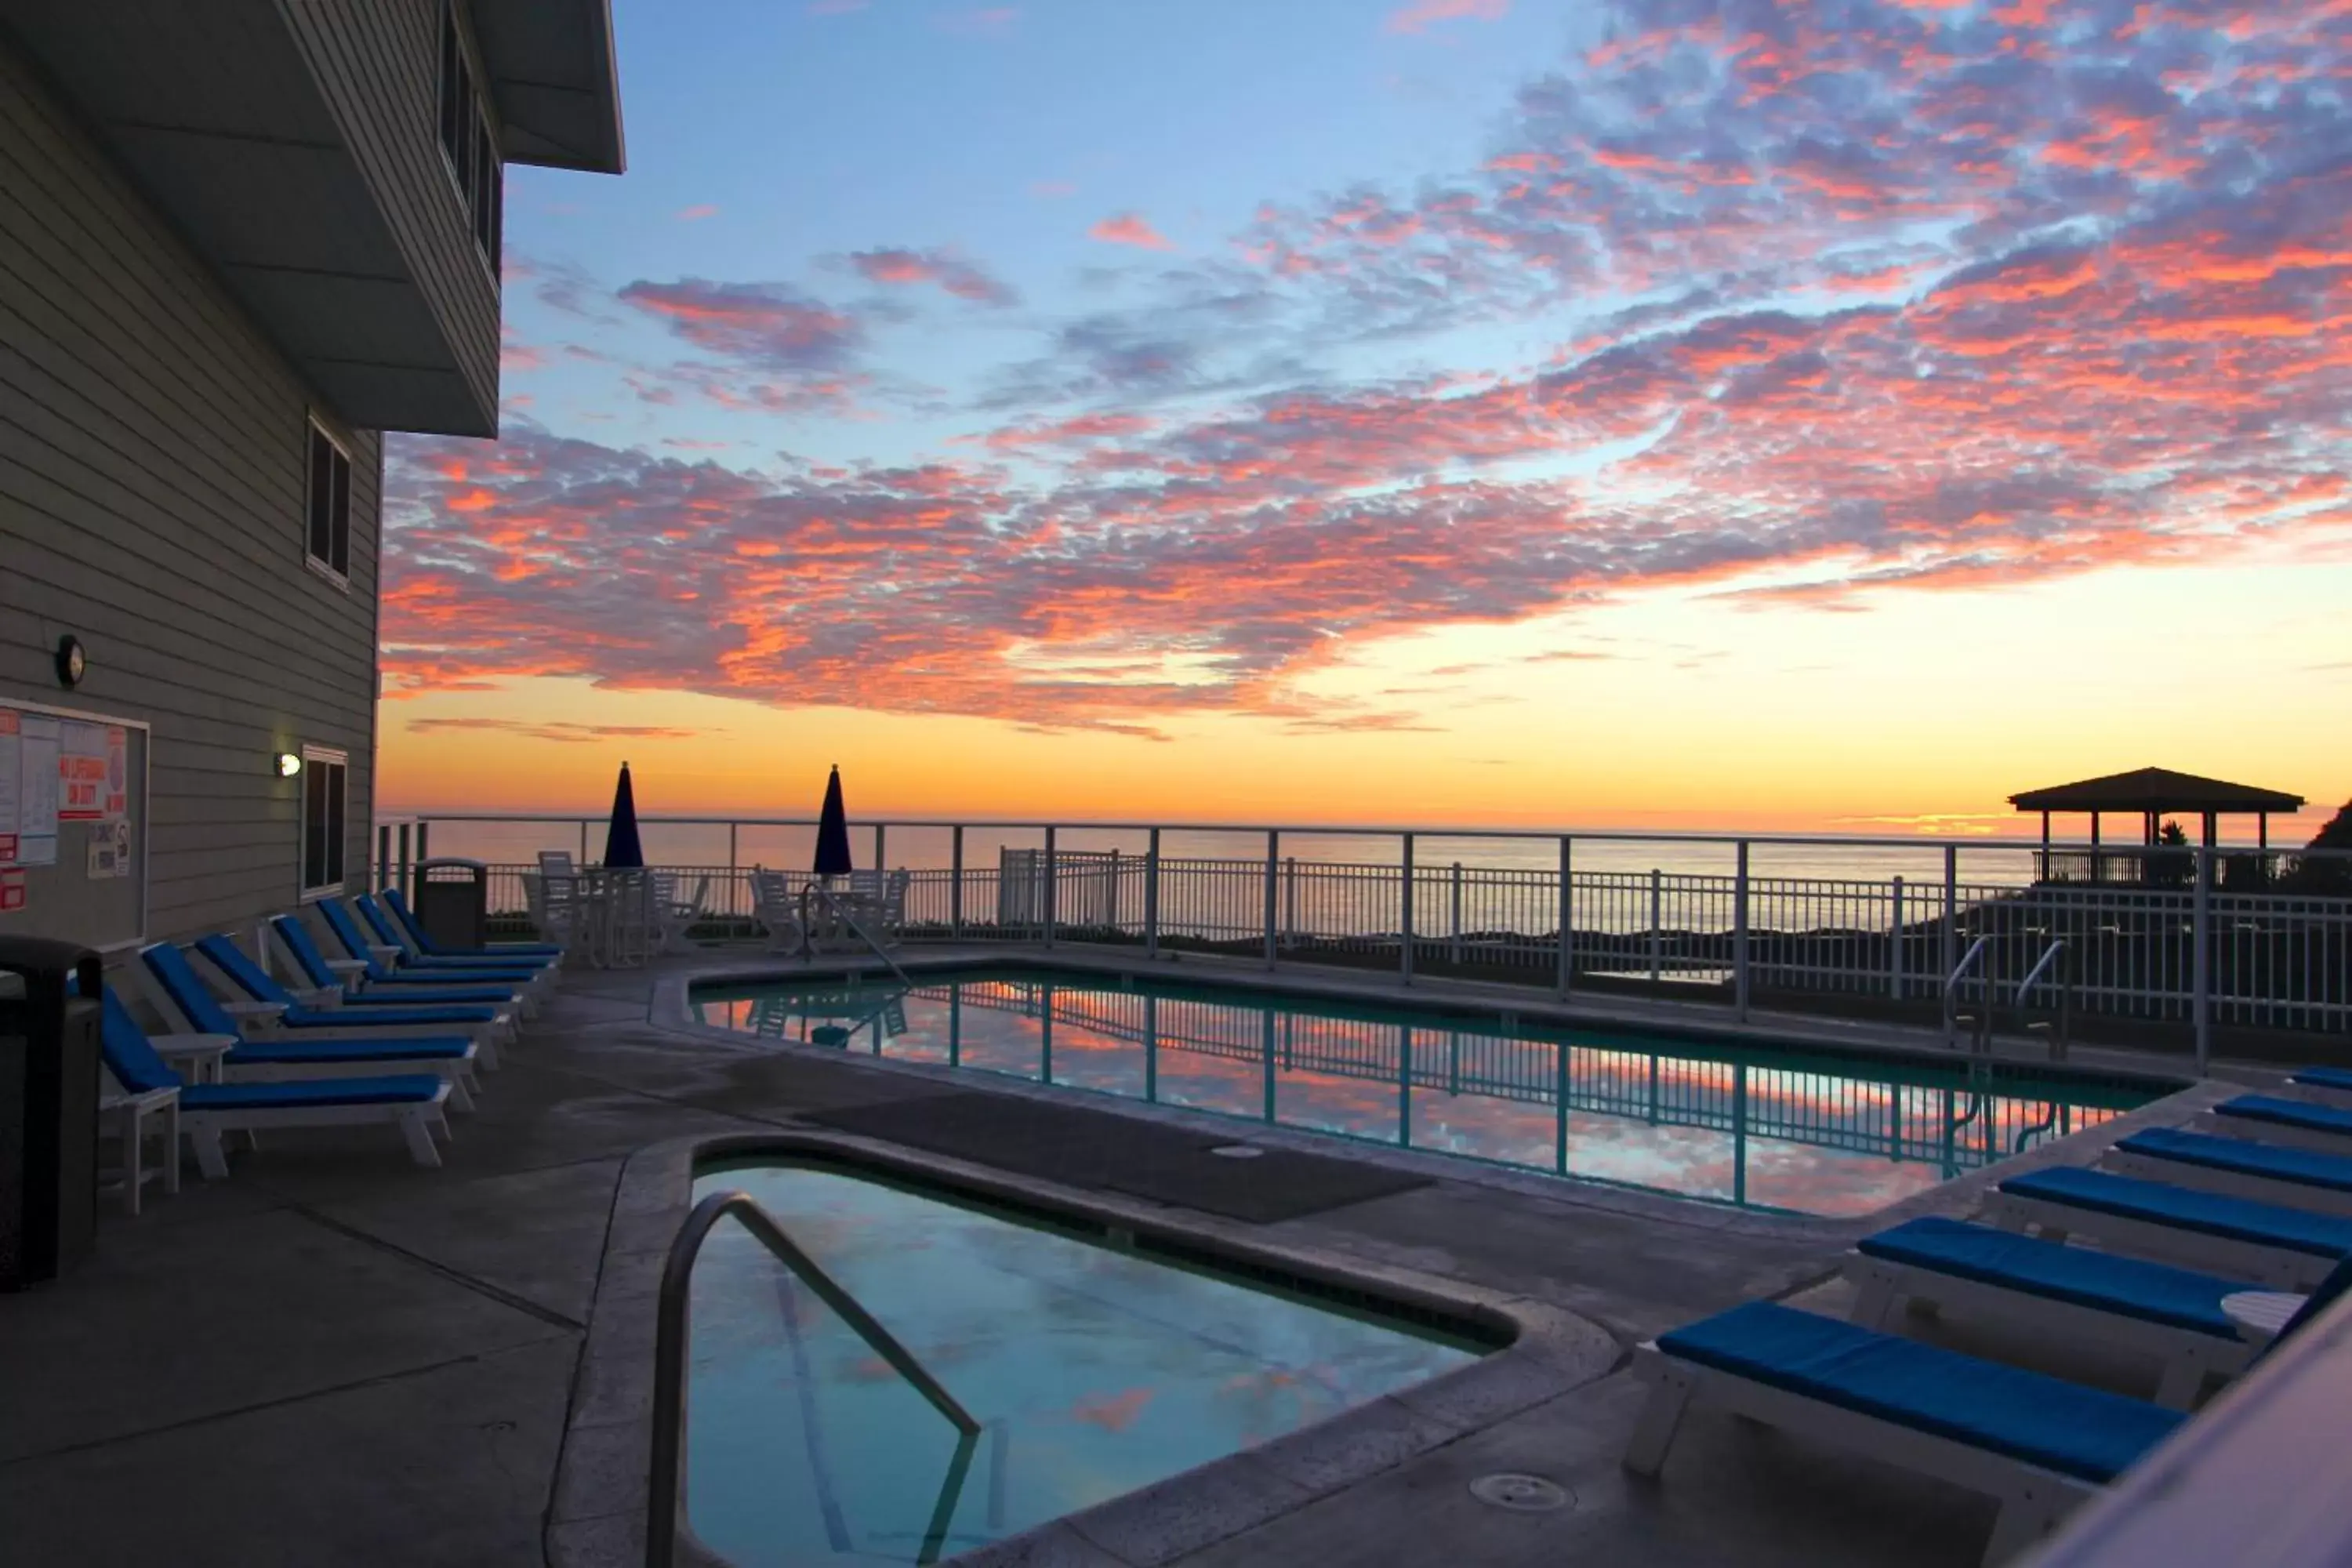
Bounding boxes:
[692,966,2167,1217]
[684,1159,1489,1565]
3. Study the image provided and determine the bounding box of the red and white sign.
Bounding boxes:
[58,721,108,820]
[0,869,24,913]
[103,725,128,819]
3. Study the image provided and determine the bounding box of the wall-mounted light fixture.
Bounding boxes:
[275,752,303,779]
[54,635,85,688]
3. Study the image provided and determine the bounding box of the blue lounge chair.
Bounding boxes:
[140,940,492,1090]
[2288,1065,2352,1093]
[270,915,524,1009]
[88,982,452,1179]
[322,897,551,1004]
[174,935,510,1062]
[2202,1094,2352,1155]
[1985,1165,2352,1290]
[1628,1255,2352,1565]
[2104,1126,2352,1218]
[350,895,554,990]
[1847,1216,2263,1408]
[380,887,563,962]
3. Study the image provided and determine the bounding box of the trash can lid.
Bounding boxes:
[0,936,103,977]
[418,857,489,873]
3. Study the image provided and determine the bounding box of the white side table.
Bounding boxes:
[149,1032,234,1084]
[2223,1290,2307,1346]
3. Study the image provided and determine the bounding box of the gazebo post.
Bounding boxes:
[2089,811,2101,884]
[2039,811,2049,881]
[2201,811,2217,849]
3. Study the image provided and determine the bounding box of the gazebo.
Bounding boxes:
[2010,765,2304,881]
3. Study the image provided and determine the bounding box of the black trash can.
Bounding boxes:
[0,938,103,1292]
[415,857,489,953]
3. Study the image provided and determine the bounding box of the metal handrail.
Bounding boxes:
[1943,935,1990,1049]
[2014,938,2073,1062]
[804,882,913,986]
[648,1190,980,1568]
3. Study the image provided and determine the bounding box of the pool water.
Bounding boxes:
[686,1161,1485,1565]
[694,967,2165,1216]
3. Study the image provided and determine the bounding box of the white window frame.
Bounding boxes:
[299,745,351,902]
[304,415,352,590]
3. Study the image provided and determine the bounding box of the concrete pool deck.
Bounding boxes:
[0,946,2266,1567]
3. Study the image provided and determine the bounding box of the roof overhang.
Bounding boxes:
[6,3,497,435]
[2009,767,2305,815]
[474,0,627,175]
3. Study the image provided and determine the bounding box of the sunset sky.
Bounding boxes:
[381,0,2352,837]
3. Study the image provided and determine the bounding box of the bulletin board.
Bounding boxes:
[0,697,149,952]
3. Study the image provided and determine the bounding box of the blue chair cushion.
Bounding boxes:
[1858,1216,2247,1339]
[2119,1127,2352,1194]
[1999,1166,2352,1259]
[2288,1067,2352,1094]
[281,1004,497,1028]
[228,1037,470,1065]
[181,1076,443,1109]
[1657,1300,2184,1483]
[2216,1095,2352,1138]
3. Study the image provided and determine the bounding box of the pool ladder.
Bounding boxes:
[1943,937,2072,1062]
[648,1189,982,1568]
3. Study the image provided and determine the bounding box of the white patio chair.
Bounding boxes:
[750,868,810,956]
[653,873,708,954]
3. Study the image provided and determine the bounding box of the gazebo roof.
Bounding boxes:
[2009,767,2304,815]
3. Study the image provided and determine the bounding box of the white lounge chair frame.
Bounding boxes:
[2188,1109,2352,1158]
[99,1082,180,1216]
[1844,1252,2256,1410]
[1624,1343,2095,1566]
[1981,1189,2339,1290]
[143,943,498,1086]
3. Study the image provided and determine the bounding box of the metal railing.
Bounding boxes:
[1943,935,1992,1052]
[649,1189,981,1568]
[377,815,2352,1069]
[2013,938,2073,1061]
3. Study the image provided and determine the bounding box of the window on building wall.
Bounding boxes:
[439,2,503,274]
[300,747,350,898]
[305,418,350,582]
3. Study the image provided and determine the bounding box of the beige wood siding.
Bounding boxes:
[0,34,383,942]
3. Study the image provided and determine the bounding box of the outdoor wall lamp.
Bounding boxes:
[54,635,85,688]
[275,752,303,778]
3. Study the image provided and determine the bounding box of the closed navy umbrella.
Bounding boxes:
[602,761,645,869]
[812,765,853,879]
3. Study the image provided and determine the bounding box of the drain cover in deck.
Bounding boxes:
[1470,1473,1572,1512]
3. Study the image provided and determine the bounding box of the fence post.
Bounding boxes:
[578,818,589,863]
[873,823,885,873]
[950,825,964,938]
[1106,848,1121,932]
[1263,830,1279,971]
[1733,840,1751,1022]
[1448,862,1464,966]
[1044,826,1057,949]
[1648,867,1663,985]
[1555,836,1573,997]
[376,824,390,891]
[1283,856,1298,949]
[1399,833,1415,987]
[1889,876,1905,1000]
[2194,846,2212,1075]
[415,822,430,891]
[1145,827,1160,960]
[728,822,739,905]
[1942,844,1958,995]
[397,822,411,896]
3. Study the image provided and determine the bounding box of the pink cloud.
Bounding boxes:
[847,247,1019,307]
[1087,212,1176,252]
[676,204,720,221]
[1385,0,1507,34]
